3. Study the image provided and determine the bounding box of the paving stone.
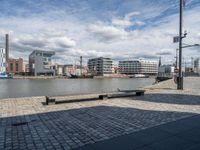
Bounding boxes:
[0,77,199,150]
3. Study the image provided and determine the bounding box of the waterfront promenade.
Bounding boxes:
[0,77,200,150]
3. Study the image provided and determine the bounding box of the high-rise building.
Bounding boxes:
[7,58,24,74]
[5,34,9,62]
[0,48,6,73]
[29,50,55,76]
[119,60,158,75]
[88,57,113,76]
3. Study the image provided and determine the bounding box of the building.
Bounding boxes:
[119,61,140,74]
[74,65,88,76]
[63,64,74,76]
[53,64,64,76]
[194,58,200,75]
[29,50,55,76]
[0,48,6,73]
[7,58,23,74]
[119,60,158,75]
[140,60,158,74]
[158,65,174,77]
[63,64,88,76]
[22,60,29,74]
[88,57,113,76]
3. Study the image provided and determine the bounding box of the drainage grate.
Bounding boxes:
[12,122,28,126]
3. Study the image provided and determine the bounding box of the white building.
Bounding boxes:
[63,64,88,76]
[53,64,64,76]
[88,57,113,76]
[119,60,158,75]
[29,50,55,76]
[158,65,174,78]
[0,48,6,73]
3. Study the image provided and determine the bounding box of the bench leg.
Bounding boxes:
[99,95,108,100]
[136,92,144,96]
[46,96,49,105]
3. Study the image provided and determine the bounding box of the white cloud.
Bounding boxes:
[88,24,128,41]
[112,11,144,28]
[112,19,132,27]
[0,2,199,65]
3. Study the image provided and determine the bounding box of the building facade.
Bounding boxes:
[53,64,64,76]
[119,60,158,75]
[158,65,174,78]
[29,50,55,76]
[0,48,6,73]
[63,64,88,76]
[194,58,200,75]
[7,58,23,74]
[140,60,158,74]
[88,57,113,76]
[119,61,140,74]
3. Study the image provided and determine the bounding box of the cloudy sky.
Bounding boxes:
[0,0,200,65]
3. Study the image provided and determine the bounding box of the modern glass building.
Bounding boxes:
[88,57,113,76]
[0,48,6,73]
[29,50,55,76]
[119,60,158,75]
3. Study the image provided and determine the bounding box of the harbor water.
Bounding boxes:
[0,78,155,99]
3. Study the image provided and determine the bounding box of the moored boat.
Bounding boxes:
[0,72,12,79]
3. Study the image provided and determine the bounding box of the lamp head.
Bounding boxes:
[184,30,187,37]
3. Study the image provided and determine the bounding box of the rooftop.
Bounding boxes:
[29,50,55,57]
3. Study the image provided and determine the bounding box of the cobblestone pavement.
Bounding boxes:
[0,77,200,150]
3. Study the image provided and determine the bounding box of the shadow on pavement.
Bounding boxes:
[0,105,197,149]
[131,93,200,105]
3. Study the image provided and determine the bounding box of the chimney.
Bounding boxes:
[5,34,9,61]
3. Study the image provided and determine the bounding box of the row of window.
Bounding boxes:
[0,63,6,67]
[9,63,19,72]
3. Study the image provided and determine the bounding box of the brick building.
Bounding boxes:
[7,58,24,74]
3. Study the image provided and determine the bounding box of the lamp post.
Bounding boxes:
[177,0,183,90]
[175,49,178,69]
[175,0,199,89]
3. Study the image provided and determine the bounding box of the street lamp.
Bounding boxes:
[176,0,200,90]
[175,43,200,89]
[182,44,200,48]
[177,0,184,90]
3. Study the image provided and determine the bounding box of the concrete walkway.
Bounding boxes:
[75,115,200,150]
[0,77,200,150]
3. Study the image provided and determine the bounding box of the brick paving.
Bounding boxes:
[0,77,200,150]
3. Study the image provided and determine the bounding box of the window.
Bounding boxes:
[16,63,19,72]
[10,63,13,71]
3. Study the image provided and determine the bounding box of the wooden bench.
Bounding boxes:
[45,90,145,105]
[117,89,145,96]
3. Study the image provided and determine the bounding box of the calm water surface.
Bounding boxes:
[0,78,155,99]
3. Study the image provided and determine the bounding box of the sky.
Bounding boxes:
[0,0,200,65]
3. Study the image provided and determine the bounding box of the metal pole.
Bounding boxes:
[80,56,82,76]
[191,57,194,71]
[176,49,178,68]
[178,0,183,90]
